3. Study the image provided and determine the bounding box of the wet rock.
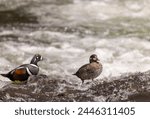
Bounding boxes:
[0,71,150,102]
[90,71,150,102]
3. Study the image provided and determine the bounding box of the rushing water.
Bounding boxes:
[0,0,150,101]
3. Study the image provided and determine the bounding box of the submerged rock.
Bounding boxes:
[0,71,150,102]
[0,7,38,25]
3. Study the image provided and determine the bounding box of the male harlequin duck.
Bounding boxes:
[0,54,43,82]
[73,54,103,84]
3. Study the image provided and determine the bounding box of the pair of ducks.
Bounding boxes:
[0,54,103,84]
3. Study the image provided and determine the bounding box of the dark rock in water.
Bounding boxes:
[0,71,150,102]
[91,71,150,102]
[0,7,38,25]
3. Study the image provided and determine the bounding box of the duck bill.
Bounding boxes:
[97,58,100,62]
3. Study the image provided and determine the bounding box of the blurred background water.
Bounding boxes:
[0,0,150,88]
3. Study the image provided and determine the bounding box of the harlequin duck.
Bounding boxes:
[73,54,103,84]
[0,54,43,82]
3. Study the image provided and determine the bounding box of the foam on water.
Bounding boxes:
[1,34,150,81]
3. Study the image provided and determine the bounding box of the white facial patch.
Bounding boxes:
[40,56,43,61]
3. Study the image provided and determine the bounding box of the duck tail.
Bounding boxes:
[0,73,9,78]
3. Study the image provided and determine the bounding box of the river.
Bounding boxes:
[0,0,150,101]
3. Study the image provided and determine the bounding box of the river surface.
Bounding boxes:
[0,0,150,101]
